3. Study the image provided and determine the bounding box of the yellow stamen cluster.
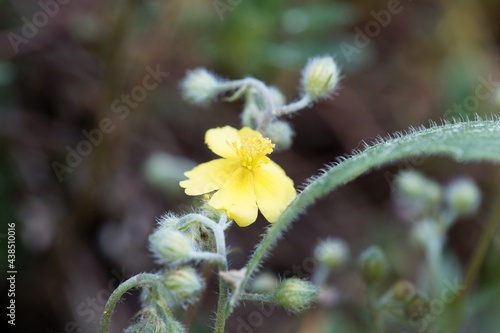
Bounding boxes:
[231,134,274,170]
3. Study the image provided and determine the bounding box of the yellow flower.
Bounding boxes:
[180,126,296,227]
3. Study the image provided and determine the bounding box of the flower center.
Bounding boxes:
[231,134,275,170]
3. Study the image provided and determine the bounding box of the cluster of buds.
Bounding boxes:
[377,280,430,322]
[148,213,226,265]
[123,212,229,332]
[394,171,482,250]
[180,56,341,151]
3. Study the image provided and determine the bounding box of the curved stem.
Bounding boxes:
[179,213,228,259]
[275,95,312,116]
[226,118,500,315]
[99,273,163,333]
[218,78,276,132]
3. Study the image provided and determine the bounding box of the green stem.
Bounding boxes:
[176,213,230,332]
[239,293,274,302]
[443,196,500,333]
[213,214,230,333]
[226,118,500,316]
[218,78,277,132]
[191,251,225,263]
[214,271,229,333]
[425,236,445,296]
[99,273,163,333]
[275,95,312,116]
[462,196,500,293]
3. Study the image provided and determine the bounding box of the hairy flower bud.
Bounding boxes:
[314,238,349,269]
[358,246,389,284]
[395,171,442,205]
[264,121,294,151]
[143,153,196,195]
[181,68,221,106]
[273,278,318,313]
[388,280,416,302]
[163,267,204,300]
[125,307,168,333]
[445,178,481,218]
[268,86,286,106]
[149,229,193,264]
[404,293,429,321]
[301,56,340,99]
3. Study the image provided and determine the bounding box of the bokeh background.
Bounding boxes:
[1,0,500,332]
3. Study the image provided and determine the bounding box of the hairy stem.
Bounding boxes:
[99,273,163,333]
[226,118,500,314]
[275,95,312,116]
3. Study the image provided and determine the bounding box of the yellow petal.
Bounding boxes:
[205,126,239,159]
[208,167,258,227]
[237,127,257,137]
[180,159,237,196]
[254,160,296,223]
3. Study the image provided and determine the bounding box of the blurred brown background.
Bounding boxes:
[1,0,500,332]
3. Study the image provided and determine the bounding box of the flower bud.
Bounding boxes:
[314,238,349,269]
[163,267,204,300]
[149,229,193,264]
[268,86,286,106]
[181,68,221,106]
[410,219,440,249]
[273,278,318,314]
[301,56,340,99]
[388,280,416,302]
[445,178,481,217]
[125,307,168,333]
[157,213,182,229]
[264,121,294,151]
[143,153,196,196]
[358,246,389,284]
[395,171,442,205]
[251,272,278,294]
[404,293,429,321]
